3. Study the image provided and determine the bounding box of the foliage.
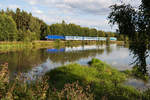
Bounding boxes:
[0,8,119,42]
[108,1,150,75]
[0,14,17,41]
[0,8,49,41]
[50,21,116,37]
[108,4,136,40]
[47,58,143,100]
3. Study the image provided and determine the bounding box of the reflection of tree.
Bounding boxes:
[106,46,113,55]
[1,48,104,74]
[46,49,104,64]
[6,49,47,73]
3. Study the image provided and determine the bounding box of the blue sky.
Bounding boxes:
[0,0,141,32]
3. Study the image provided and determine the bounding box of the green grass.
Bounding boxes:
[0,40,124,53]
[47,58,142,100]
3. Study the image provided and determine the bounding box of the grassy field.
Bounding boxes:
[1,59,150,100]
[0,40,124,53]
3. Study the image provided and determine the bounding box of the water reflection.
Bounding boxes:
[6,45,106,74]
[5,44,134,78]
[0,44,148,88]
[125,78,150,90]
[3,44,149,75]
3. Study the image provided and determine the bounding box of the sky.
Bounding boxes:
[0,0,141,32]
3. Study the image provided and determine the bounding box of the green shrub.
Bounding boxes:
[47,59,142,99]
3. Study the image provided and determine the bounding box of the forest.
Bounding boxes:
[0,8,125,42]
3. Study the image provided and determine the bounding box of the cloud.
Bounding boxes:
[32,7,43,14]
[56,0,113,15]
[23,0,141,15]
[26,0,113,15]
[27,0,37,5]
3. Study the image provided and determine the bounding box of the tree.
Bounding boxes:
[108,4,136,40]
[0,8,117,41]
[108,1,150,74]
[0,14,17,41]
[40,23,50,40]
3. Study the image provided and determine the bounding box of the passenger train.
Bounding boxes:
[45,35,117,41]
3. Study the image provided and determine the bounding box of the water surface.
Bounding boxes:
[1,44,150,89]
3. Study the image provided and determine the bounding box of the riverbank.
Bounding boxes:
[1,59,150,100]
[0,40,124,53]
[46,58,144,100]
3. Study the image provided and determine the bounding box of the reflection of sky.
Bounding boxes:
[45,45,149,71]
[125,78,150,89]
[76,46,150,71]
[96,47,133,70]
[75,46,133,70]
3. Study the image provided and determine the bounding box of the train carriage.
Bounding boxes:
[45,35,117,41]
[97,37,106,41]
[65,36,74,40]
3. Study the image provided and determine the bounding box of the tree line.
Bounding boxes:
[0,8,124,42]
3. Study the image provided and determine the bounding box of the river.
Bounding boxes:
[0,44,150,89]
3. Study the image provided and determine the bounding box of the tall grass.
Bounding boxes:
[1,59,149,100]
[47,58,143,100]
[0,63,93,100]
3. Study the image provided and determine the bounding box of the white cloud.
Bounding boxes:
[32,7,43,14]
[23,0,141,15]
[28,0,37,5]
